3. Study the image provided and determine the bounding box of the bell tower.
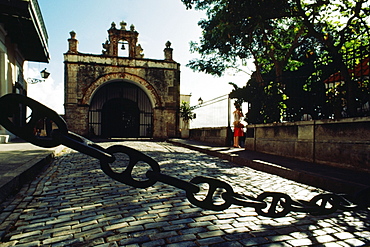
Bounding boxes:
[102,21,144,58]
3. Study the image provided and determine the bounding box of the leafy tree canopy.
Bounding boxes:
[182,0,369,74]
[182,0,370,119]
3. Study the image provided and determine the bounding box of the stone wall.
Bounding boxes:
[245,117,370,172]
[189,127,231,146]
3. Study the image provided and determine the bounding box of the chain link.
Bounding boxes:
[0,94,68,147]
[0,94,369,217]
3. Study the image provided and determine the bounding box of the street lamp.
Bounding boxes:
[40,68,50,79]
[27,68,51,84]
[198,97,203,105]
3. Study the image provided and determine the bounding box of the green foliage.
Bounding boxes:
[179,101,196,122]
[182,0,370,121]
[230,73,283,124]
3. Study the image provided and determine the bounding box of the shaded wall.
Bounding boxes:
[245,117,370,173]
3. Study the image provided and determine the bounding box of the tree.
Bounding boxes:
[179,101,196,123]
[294,0,370,116]
[182,0,370,119]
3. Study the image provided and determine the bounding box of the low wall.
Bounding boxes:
[189,127,231,146]
[245,117,370,173]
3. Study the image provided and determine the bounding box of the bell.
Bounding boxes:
[121,44,125,50]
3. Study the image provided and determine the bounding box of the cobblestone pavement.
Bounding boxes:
[0,141,369,247]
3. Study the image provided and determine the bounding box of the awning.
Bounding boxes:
[0,0,49,62]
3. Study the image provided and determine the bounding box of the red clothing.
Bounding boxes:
[234,127,244,137]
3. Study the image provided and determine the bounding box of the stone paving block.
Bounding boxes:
[260,242,292,247]
[115,225,144,234]
[0,240,18,247]
[267,234,294,242]
[149,230,178,240]
[196,236,226,246]
[166,241,198,247]
[12,240,40,247]
[129,229,158,239]
[161,224,186,231]
[141,239,166,247]
[95,243,119,247]
[42,234,74,245]
[170,218,195,225]
[103,222,129,231]
[85,230,116,242]
[239,236,270,246]
[158,210,182,217]
[167,233,197,243]
[224,232,252,241]
[314,234,337,244]
[73,227,103,239]
[28,216,56,224]
[53,227,81,237]
[70,220,97,230]
[2,212,21,222]
[333,231,357,240]
[16,233,50,244]
[105,232,129,242]
[194,215,218,222]
[108,216,135,225]
[213,242,244,247]
[9,230,41,241]
[207,223,233,231]
[216,213,239,220]
[15,222,45,231]
[137,213,158,220]
[345,238,367,246]
[179,226,207,235]
[286,238,313,246]
[159,215,181,222]
[118,235,150,245]
[198,229,225,239]
[42,225,70,235]
[144,221,170,229]
[50,219,78,229]
[0,212,12,222]
[129,218,156,226]
[274,226,299,235]
[80,219,104,229]
[49,237,84,247]
[79,214,105,223]
[1,141,370,247]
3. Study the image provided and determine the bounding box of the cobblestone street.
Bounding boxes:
[0,141,369,247]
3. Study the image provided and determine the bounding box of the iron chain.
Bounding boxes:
[0,94,369,218]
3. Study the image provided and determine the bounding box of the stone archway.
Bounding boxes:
[88,80,153,138]
[81,72,162,108]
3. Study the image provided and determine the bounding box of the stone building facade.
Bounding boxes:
[64,21,181,139]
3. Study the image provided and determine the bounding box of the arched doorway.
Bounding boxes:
[89,81,153,138]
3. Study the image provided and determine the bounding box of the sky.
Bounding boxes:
[26,0,253,114]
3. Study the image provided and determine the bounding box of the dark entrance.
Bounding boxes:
[102,98,139,137]
[89,80,153,138]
